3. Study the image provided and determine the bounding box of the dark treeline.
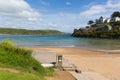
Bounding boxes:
[72,29,120,39]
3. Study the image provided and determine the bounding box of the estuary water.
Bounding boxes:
[0,34,120,50]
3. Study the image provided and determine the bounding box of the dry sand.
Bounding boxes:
[45,71,75,80]
[28,47,120,80]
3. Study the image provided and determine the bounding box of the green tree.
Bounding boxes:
[111,11,120,18]
[88,20,94,25]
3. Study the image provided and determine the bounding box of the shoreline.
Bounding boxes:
[24,46,120,53]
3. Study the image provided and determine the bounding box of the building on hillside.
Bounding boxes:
[103,18,106,22]
[104,18,111,23]
[96,25,112,31]
[110,17,120,22]
[95,16,120,24]
[103,17,120,23]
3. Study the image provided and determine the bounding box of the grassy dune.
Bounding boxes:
[0,40,54,80]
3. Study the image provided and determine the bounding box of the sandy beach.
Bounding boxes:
[28,47,120,80]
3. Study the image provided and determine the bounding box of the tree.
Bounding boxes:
[95,19,98,24]
[96,16,104,24]
[99,16,103,20]
[88,20,94,25]
[111,11,120,18]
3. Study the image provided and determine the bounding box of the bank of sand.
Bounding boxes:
[28,47,120,80]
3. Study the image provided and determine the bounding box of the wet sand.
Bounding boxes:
[28,47,120,80]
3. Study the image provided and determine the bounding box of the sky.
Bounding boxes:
[0,0,120,33]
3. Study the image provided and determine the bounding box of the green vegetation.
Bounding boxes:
[111,11,120,18]
[0,28,64,34]
[0,40,54,80]
[88,20,94,25]
[0,71,44,80]
[72,11,120,39]
[72,29,120,39]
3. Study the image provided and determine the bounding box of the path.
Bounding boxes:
[33,51,75,80]
[0,67,20,73]
[33,51,56,64]
[70,72,109,80]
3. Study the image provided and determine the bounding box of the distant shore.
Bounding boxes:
[0,28,64,35]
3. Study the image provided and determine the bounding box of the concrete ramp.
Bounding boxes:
[62,58,80,72]
[70,72,109,80]
[33,51,56,64]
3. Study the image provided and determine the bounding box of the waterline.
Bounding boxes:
[0,34,119,50]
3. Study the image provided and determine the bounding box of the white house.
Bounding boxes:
[104,17,120,23]
[96,25,112,31]
[96,16,120,24]
[103,18,106,22]
[111,17,120,22]
[104,18,111,23]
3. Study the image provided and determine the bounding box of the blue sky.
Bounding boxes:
[0,0,120,32]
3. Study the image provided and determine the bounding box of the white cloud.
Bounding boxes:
[42,13,83,32]
[40,0,49,6]
[80,0,120,17]
[48,23,58,28]
[66,2,71,5]
[0,0,40,21]
[80,5,106,16]
[107,0,120,8]
[0,12,85,32]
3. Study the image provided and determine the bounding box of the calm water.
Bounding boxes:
[0,34,120,50]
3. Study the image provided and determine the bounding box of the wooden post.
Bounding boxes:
[56,54,62,70]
